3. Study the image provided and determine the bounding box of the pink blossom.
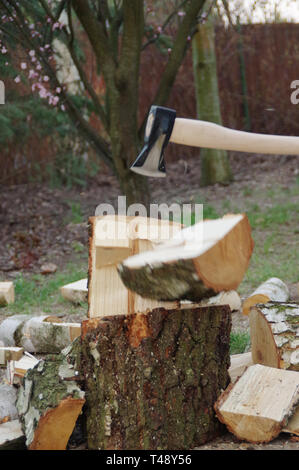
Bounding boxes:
[29,50,35,56]
[14,75,21,83]
[56,87,61,94]
[178,11,186,17]
[61,104,65,111]
[21,62,27,70]
[28,69,37,79]
[1,46,7,54]
[43,75,49,82]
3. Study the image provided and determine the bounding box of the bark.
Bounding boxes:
[249,302,299,370]
[0,384,18,424]
[118,214,253,302]
[0,421,25,450]
[192,16,233,186]
[81,304,231,450]
[242,277,289,315]
[0,315,80,354]
[16,338,85,450]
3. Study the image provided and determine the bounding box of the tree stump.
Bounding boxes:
[81,304,231,450]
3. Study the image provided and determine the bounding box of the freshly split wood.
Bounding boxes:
[215,364,299,443]
[118,214,254,302]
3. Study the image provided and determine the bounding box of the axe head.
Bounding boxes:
[130,106,176,177]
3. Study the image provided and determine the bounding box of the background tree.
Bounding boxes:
[192,3,233,186]
[0,0,207,206]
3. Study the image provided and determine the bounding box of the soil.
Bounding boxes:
[0,151,299,450]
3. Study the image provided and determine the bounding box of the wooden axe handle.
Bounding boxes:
[171,118,299,155]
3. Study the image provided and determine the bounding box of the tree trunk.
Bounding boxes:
[81,304,231,450]
[250,302,299,370]
[192,16,233,186]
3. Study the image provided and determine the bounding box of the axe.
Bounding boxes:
[131,106,299,177]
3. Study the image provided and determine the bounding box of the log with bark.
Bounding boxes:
[16,338,85,450]
[250,302,299,370]
[0,347,24,365]
[118,214,254,302]
[0,315,81,353]
[81,304,231,450]
[215,364,299,443]
[242,278,289,315]
[228,352,253,383]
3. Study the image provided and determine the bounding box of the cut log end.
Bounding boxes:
[250,302,299,370]
[28,398,85,451]
[119,214,253,302]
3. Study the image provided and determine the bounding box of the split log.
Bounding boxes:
[214,364,299,443]
[243,278,289,315]
[60,279,88,304]
[81,304,231,450]
[0,347,24,365]
[16,338,85,450]
[0,384,18,424]
[250,302,299,370]
[0,282,14,307]
[228,352,253,383]
[0,314,81,353]
[0,420,25,450]
[199,290,241,312]
[118,214,254,302]
[88,216,181,318]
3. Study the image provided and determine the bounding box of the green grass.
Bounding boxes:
[0,262,88,316]
[230,332,251,355]
[64,201,84,224]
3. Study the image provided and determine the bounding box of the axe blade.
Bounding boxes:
[130,106,176,178]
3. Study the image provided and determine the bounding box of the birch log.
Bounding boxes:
[242,278,289,315]
[0,315,81,353]
[250,302,299,370]
[16,338,85,450]
[118,214,253,302]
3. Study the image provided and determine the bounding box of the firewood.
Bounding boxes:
[16,339,85,450]
[60,279,88,304]
[0,315,81,353]
[283,406,299,436]
[200,290,241,311]
[243,278,289,315]
[0,420,25,450]
[0,282,14,307]
[118,214,254,302]
[228,352,253,383]
[12,354,40,379]
[88,216,182,318]
[214,364,299,443]
[0,384,18,424]
[81,304,231,450]
[0,347,24,365]
[250,302,299,370]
